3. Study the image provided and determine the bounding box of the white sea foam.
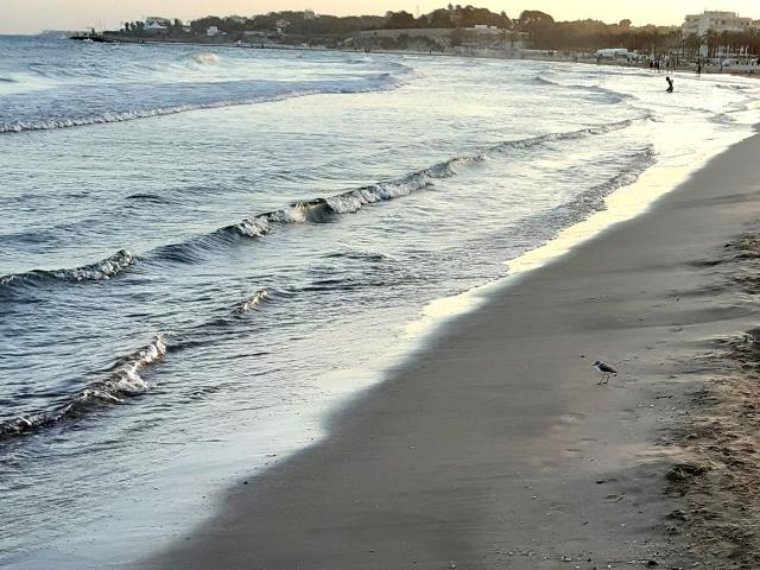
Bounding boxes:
[192,52,220,65]
[0,71,410,133]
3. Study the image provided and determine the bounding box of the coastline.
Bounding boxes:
[100,34,760,78]
[142,136,760,567]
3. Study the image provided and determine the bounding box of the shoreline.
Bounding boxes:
[142,136,760,566]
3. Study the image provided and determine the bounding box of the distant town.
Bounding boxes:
[73,6,760,71]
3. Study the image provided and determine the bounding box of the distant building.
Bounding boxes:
[682,11,753,37]
[206,26,220,36]
[144,16,170,32]
[470,24,500,34]
[276,19,291,35]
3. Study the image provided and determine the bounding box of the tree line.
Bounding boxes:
[692,29,760,58]
[178,6,681,52]
[119,5,760,56]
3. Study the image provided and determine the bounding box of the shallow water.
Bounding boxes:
[1,36,759,568]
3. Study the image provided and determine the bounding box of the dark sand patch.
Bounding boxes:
[665,232,760,568]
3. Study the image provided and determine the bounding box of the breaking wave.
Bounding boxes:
[0,73,410,134]
[0,336,166,440]
[191,52,220,65]
[0,249,136,288]
[0,283,282,440]
[533,74,634,103]
[217,119,636,240]
[232,289,270,315]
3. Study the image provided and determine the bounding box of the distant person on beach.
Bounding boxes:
[697,61,702,76]
[666,76,674,93]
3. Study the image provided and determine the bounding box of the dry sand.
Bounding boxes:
[143,136,760,570]
[664,233,760,568]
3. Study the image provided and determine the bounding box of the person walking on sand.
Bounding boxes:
[666,76,674,93]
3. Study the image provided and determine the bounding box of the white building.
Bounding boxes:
[206,26,220,36]
[144,17,170,32]
[470,24,500,34]
[682,11,753,37]
[276,19,291,35]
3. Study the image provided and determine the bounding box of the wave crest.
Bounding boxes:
[192,52,220,65]
[533,74,634,103]
[138,119,642,270]
[1,249,136,289]
[0,73,409,134]
[232,289,270,315]
[0,336,167,440]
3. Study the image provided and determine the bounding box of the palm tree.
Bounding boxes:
[703,28,719,59]
[719,30,732,59]
[685,32,701,59]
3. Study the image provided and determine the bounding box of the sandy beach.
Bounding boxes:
[136,129,760,567]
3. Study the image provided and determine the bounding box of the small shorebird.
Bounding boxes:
[593,360,618,385]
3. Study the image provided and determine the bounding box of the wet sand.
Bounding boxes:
[144,135,760,569]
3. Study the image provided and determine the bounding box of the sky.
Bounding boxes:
[3,0,760,35]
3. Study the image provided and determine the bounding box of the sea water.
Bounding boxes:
[1,36,759,568]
